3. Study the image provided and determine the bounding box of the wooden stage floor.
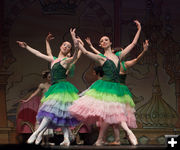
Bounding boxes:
[0,144,167,150]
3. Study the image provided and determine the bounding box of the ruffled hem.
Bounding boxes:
[38,100,73,117]
[37,111,79,127]
[37,99,79,127]
[69,95,137,128]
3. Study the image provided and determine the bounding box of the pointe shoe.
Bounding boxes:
[35,134,42,145]
[94,139,104,146]
[103,141,109,145]
[27,133,37,144]
[60,139,70,147]
[127,131,138,146]
[48,142,55,146]
[108,140,121,146]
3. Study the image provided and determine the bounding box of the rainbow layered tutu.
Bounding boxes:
[36,81,79,128]
[69,80,137,128]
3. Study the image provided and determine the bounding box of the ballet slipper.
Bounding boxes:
[103,141,109,145]
[94,139,104,146]
[60,138,70,147]
[48,142,55,146]
[35,134,42,145]
[127,131,138,146]
[27,133,38,144]
[108,140,121,146]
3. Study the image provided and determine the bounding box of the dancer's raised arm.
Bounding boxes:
[79,42,105,65]
[85,37,100,54]
[120,20,141,59]
[76,36,83,61]
[64,28,80,65]
[20,83,43,103]
[46,32,54,58]
[65,35,83,75]
[125,40,149,68]
[68,29,105,65]
[16,41,53,62]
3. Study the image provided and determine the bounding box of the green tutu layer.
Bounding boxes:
[85,80,135,107]
[41,81,79,103]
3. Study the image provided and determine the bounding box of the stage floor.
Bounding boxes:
[45,145,167,150]
[0,144,167,150]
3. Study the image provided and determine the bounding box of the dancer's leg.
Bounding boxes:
[35,127,47,145]
[27,117,50,144]
[60,127,70,146]
[107,124,121,145]
[43,129,55,146]
[68,128,75,142]
[95,121,109,146]
[120,122,137,145]
[113,124,120,143]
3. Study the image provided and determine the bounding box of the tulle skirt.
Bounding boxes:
[36,81,79,128]
[69,80,137,128]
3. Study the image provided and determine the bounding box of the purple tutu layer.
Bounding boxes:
[37,110,79,127]
[36,99,79,127]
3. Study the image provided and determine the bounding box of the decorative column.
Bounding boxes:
[0,0,16,144]
[0,72,11,127]
[0,71,12,144]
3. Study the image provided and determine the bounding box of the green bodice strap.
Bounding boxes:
[115,51,122,57]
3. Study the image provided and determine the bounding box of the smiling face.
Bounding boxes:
[99,36,112,49]
[60,41,72,56]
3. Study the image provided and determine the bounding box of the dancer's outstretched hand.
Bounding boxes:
[70,28,76,38]
[85,37,92,46]
[16,41,27,48]
[70,28,79,48]
[20,99,29,103]
[77,36,84,46]
[143,40,149,52]
[46,32,55,41]
[134,20,141,30]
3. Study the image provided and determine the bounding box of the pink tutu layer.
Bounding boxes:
[69,95,137,128]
